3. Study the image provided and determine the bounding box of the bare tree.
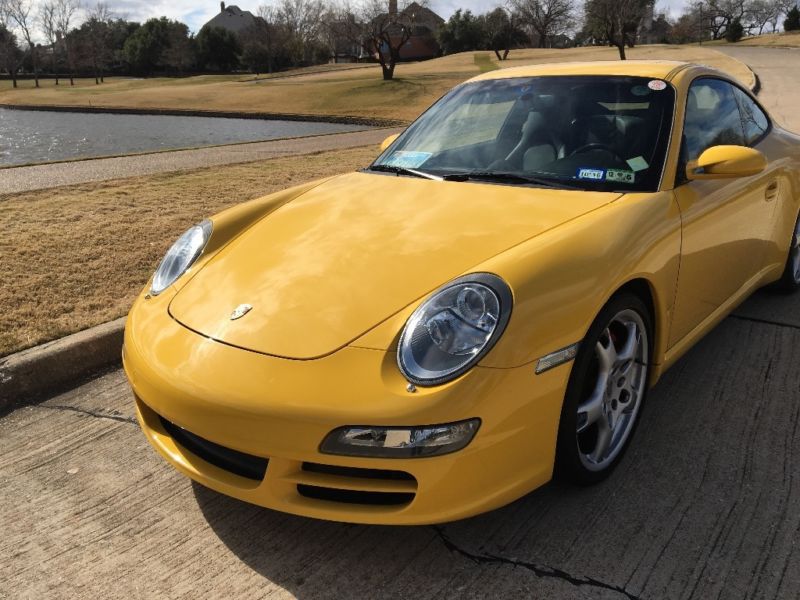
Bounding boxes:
[772,0,795,30]
[484,8,527,60]
[277,0,325,64]
[79,2,112,84]
[748,0,780,34]
[690,0,749,39]
[336,0,421,81]
[512,0,574,48]
[3,0,38,87]
[245,5,293,73]
[584,0,653,59]
[55,0,80,85]
[39,1,60,84]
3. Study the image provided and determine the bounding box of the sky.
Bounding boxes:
[97,0,692,35]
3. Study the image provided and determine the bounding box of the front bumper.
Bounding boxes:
[123,294,571,525]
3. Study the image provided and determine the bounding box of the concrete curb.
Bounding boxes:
[0,317,126,415]
[0,103,405,128]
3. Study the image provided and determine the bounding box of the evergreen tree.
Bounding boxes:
[785,6,800,32]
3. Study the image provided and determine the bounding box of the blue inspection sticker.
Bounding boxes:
[384,151,433,169]
[577,168,606,181]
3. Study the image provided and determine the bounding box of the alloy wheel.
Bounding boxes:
[576,309,649,472]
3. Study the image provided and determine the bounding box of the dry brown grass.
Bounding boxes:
[0,46,753,123]
[0,145,377,357]
[737,32,800,47]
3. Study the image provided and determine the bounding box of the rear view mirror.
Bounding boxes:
[380,133,400,152]
[686,145,766,180]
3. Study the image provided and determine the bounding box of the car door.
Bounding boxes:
[669,77,777,347]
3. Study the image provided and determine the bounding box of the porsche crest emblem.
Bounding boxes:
[230,304,253,320]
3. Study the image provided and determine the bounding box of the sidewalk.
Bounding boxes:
[0,128,398,195]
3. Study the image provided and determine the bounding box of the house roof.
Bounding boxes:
[204,5,258,34]
[402,2,444,26]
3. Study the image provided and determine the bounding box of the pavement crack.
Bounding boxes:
[38,404,137,425]
[432,526,642,600]
[729,314,800,331]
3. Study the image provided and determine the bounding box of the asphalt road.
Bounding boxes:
[4,52,800,599]
[0,128,398,195]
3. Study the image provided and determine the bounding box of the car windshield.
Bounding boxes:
[371,75,676,192]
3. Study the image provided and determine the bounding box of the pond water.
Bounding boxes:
[0,108,370,166]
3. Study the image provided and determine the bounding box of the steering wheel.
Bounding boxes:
[569,143,626,163]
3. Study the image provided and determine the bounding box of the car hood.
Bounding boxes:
[170,172,620,359]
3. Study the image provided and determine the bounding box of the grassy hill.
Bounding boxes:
[0,45,753,123]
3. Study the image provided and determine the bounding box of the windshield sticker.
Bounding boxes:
[607,169,636,184]
[577,168,605,181]
[626,156,650,172]
[384,151,433,169]
[648,80,667,91]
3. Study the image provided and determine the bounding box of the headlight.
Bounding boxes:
[320,420,481,458]
[398,273,512,386]
[150,220,212,295]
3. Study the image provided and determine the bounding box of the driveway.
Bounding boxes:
[3,297,800,599]
[716,45,800,133]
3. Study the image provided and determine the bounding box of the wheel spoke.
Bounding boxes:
[590,416,613,463]
[616,322,639,365]
[596,332,617,371]
[577,339,613,433]
[577,386,605,433]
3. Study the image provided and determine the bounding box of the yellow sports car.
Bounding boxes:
[124,61,800,525]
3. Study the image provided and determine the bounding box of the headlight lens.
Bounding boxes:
[150,220,212,295]
[398,273,512,385]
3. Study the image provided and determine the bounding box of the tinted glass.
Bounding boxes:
[683,78,745,161]
[372,76,676,192]
[733,86,769,145]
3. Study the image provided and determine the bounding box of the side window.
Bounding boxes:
[683,78,745,162]
[733,87,769,146]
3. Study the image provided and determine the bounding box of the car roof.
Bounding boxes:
[468,60,698,83]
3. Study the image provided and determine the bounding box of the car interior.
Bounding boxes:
[420,79,673,189]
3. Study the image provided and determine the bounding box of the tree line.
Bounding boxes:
[0,0,799,87]
[440,0,800,60]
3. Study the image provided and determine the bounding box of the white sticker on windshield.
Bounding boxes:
[607,169,636,184]
[384,151,432,169]
[626,156,649,172]
[648,80,667,91]
[577,168,605,181]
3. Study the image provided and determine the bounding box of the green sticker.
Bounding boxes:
[607,169,636,184]
[626,156,649,172]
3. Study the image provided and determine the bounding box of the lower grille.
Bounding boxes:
[302,462,415,481]
[159,416,268,481]
[296,461,417,506]
[297,485,414,506]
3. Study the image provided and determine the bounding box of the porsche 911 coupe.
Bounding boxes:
[123,60,800,524]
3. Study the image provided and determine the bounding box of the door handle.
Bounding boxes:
[766,180,779,201]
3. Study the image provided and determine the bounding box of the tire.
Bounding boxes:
[776,213,800,293]
[554,292,653,485]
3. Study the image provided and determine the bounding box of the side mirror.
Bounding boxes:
[380,133,400,152]
[686,145,766,181]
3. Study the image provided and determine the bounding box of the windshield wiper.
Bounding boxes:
[442,171,579,190]
[368,165,443,181]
